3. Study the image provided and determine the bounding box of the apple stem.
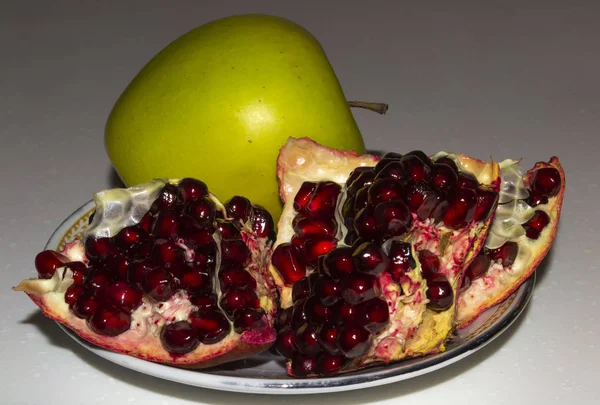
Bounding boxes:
[347,101,389,115]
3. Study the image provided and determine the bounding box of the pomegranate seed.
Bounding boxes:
[272,243,307,285]
[435,156,459,172]
[418,250,440,278]
[400,155,432,182]
[292,277,311,302]
[442,188,477,229]
[465,254,491,280]
[430,163,458,195]
[250,205,275,239]
[374,200,413,237]
[219,268,256,290]
[355,298,390,333]
[530,167,561,199]
[295,323,322,356]
[342,196,356,225]
[291,299,309,329]
[234,308,266,333]
[189,293,218,310]
[341,273,378,305]
[151,211,180,239]
[294,182,318,212]
[85,237,117,260]
[105,254,130,282]
[386,240,415,282]
[322,247,354,280]
[113,226,147,250]
[473,187,499,222]
[352,242,389,276]
[404,150,433,167]
[84,271,111,294]
[189,310,230,344]
[353,186,370,211]
[317,322,341,355]
[73,292,98,319]
[338,302,355,324]
[527,190,548,207]
[304,295,333,325]
[313,275,341,306]
[426,274,454,311]
[347,170,377,196]
[523,210,550,239]
[181,223,213,250]
[460,275,472,292]
[337,323,371,358]
[88,308,131,336]
[177,178,208,202]
[144,268,175,302]
[303,238,337,266]
[431,200,449,222]
[306,182,341,216]
[353,207,378,240]
[63,261,88,285]
[152,239,183,267]
[154,184,181,211]
[64,284,84,306]
[224,196,253,223]
[318,354,346,376]
[291,353,318,377]
[215,219,241,240]
[374,161,406,182]
[99,281,142,312]
[487,241,519,267]
[126,261,154,291]
[374,157,400,173]
[457,172,479,189]
[220,239,251,266]
[160,321,200,354]
[292,215,337,240]
[193,242,217,270]
[138,211,155,233]
[383,152,403,159]
[185,198,216,228]
[368,178,406,204]
[220,287,259,317]
[346,167,375,188]
[277,306,294,328]
[275,328,297,358]
[180,268,211,294]
[131,239,153,260]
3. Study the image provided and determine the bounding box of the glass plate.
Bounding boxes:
[50,200,535,395]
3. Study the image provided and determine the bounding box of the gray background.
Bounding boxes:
[1,1,598,403]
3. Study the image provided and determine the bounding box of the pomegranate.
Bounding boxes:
[270,138,501,377]
[456,157,566,327]
[13,178,277,369]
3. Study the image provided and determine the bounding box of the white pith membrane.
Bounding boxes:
[271,138,499,376]
[14,179,277,368]
[456,157,565,328]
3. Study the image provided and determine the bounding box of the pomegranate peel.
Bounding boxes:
[14,178,277,369]
[456,157,565,328]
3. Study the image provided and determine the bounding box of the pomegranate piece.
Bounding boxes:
[276,328,297,358]
[430,163,458,195]
[487,241,519,267]
[352,241,389,276]
[84,271,111,294]
[180,268,211,294]
[400,155,432,182]
[303,295,333,325]
[161,321,200,355]
[234,308,267,333]
[181,223,213,250]
[373,200,413,237]
[295,323,322,356]
[473,187,499,222]
[527,190,548,207]
[88,308,131,337]
[341,273,378,305]
[426,274,454,311]
[418,250,440,278]
[224,196,253,223]
[151,211,180,239]
[73,292,98,319]
[322,247,354,280]
[189,293,218,310]
[221,239,251,266]
[354,298,390,333]
[367,178,406,204]
[386,240,415,282]
[185,198,217,228]
[99,282,143,312]
[219,287,259,317]
[338,302,355,324]
[272,243,307,285]
[154,184,181,211]
[318,354,347,376]
[64,285,84,306]
[465,253,491,280]
[303,238,337,266]
[152,239,183,267]
[177,178,208,203]
[457,172,479,189]
[317,323,341,355]
[219,268,257,290]
[189,310,231,344]
[523,210,550,239]
[293,215,337,239]
[312,275,341,306]
[442,188,477,229]
[306,181,341,216]
[292,277,311,302]
[250,205,275,239]
[337,323,371,358]
[113,226,147,250]
[144,268,176,302]
[215,219,240,240]
[291,353,318,377]
[85,237,118,260]
[127,261,154,291]
[435,156,459,172]
[294,182,318,212]
[353,207,378,240]
[530,167,561,198]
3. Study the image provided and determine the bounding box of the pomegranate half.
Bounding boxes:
[269,137,501,377]
[14,178,278,368]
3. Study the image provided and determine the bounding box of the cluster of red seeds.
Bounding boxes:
[34,178,275,355]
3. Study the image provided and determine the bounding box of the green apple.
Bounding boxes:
[105,14,366,221]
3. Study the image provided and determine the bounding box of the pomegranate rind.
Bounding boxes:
[456,157,565,328]
[14,179,277,369]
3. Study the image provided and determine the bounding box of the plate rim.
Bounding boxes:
[49,199,535,395]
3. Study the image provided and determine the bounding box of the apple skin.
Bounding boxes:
[105,14,366,221]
